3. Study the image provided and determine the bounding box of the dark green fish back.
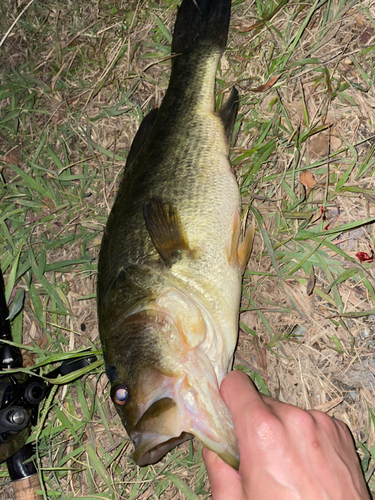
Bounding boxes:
[98,0,233,304]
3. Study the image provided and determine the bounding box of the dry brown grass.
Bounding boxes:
[1,0,375,498]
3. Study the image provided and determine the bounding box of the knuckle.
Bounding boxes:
[309,409,335,428]
[334,418,353,440]
[289,406,317,432]
[244,407,284,444]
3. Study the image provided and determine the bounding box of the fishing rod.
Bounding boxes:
[0,269,96,499]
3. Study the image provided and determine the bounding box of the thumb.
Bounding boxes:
[203,447,244,500]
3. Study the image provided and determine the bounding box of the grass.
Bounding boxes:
[1,0,375,498]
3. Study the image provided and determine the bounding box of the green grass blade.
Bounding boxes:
[164,472,200,500]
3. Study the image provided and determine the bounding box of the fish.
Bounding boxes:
[97,0,254,469]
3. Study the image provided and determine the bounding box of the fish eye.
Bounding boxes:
[111,384,129,406]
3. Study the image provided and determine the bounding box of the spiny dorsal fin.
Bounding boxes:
[143,197,190,265]
[126,108,158,167]
[218,87,239,146]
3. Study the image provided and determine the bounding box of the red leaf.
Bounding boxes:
[356,251,374,263]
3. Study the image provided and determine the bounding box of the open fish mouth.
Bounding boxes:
[133,433,193,467]
[128,363,239,469]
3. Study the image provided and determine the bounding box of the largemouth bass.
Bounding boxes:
[97,0,253,469]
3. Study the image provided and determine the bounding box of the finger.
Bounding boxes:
[219,371,283,464]
[220,370,271,429]
[202,447,244,500]
[220,370,262,409]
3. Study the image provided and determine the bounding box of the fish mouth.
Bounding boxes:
[131,397,192,465]
[133,434,193,466]
[128,365,239,469]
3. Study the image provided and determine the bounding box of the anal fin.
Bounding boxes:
[143,197,190,266]
[228,211,255,273]
[228,210,241,265]
[238,218,255,273]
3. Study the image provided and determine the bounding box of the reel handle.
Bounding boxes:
[7,445,43,500]
[11,474,43,500]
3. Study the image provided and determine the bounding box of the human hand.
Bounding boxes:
[203,371,371,500]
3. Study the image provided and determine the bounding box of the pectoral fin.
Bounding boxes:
[143,197,190,265]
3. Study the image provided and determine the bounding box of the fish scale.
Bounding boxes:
[98,0,254,469]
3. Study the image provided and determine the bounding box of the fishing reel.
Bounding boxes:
[0,269,97,498]
[0,356,96,464]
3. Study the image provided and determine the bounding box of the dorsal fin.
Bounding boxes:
[126,108,158,167]
[218,87,239,146]
[143,197,190,266]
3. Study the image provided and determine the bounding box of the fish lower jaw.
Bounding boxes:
[131,431,192,466]
[131,425,239,469]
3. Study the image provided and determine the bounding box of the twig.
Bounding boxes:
[0,0,37,48]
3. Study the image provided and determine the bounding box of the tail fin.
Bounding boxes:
[172,0,231,56]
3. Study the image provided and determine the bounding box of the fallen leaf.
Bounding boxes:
[250,75,280,93]
[309,134,329,159]
[360,28,374,46]
[353,14,364,26]
[306,265,316,296]
[1,153,22,166]
[300,170,316,189]
[356,251,374,263]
